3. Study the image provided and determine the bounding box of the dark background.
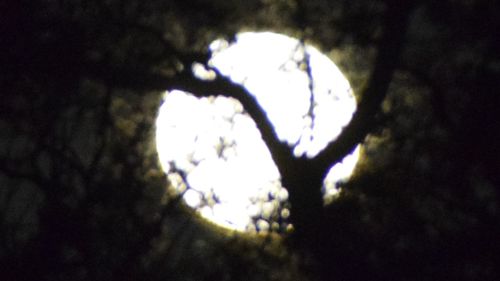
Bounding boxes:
[1,0,499,280]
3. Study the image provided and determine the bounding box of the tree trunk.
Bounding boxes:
[283,157,326,251]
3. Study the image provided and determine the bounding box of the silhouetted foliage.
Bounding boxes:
[1,0,499,281]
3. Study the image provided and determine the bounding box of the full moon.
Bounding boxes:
[156,32,359,232]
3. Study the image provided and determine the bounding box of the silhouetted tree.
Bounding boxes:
[1,0,499,281]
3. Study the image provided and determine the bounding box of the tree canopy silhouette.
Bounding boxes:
[1,0,499,281]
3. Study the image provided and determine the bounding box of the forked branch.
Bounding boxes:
[84,2,413,185]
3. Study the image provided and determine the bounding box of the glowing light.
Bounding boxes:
[156,32,359,231]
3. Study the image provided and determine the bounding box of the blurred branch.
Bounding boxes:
[298,40,317,147]
[302,41,316,127]
[83,61,294,176]
[83,1,414,192]
[175,68,294,174]
[314,2,414,176]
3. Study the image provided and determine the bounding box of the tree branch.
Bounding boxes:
[83,62,293,176]
[313,2,414,177]
[170,69,294,174]
[84,2,413,183]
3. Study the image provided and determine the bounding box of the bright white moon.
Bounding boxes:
[156,32,359,232]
